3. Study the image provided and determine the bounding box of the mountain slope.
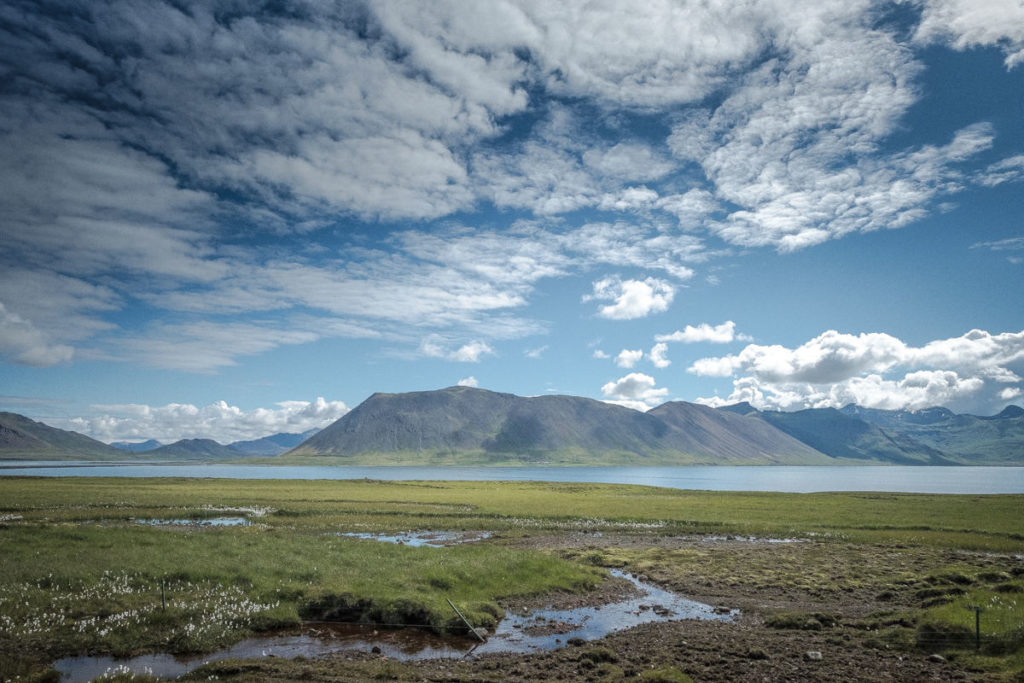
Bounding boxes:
[289,386,831,464]
[229,430,319,456]
[0,412,125,460]
[147,439,242,459]
[110,439,163,452]
[648,402,830,464]
[840,404,1024,463]
[747,407,958,465]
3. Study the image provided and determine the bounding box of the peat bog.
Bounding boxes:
[0,477,1022,681]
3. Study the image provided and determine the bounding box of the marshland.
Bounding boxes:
[1,477,1022,681]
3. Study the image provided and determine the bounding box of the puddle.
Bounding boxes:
[134,517,251,527]
[338,530,491,547]
[695,535,805,544]
[54,571,735,681]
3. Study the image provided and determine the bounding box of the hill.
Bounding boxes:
[147,439,243,459]
[0,412,125,460]
[288,386,832,465]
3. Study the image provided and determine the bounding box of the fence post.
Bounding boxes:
[447,598,485,643]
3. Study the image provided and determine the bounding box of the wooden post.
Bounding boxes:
[161,579,166,611]
[447,598,485,643]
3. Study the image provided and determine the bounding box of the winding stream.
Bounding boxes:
[54,571,735,682]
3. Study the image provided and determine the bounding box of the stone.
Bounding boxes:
[804,651,823,662]
[928,654,946,663]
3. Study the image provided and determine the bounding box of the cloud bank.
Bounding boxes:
[692,329,1024,412]
[67,398,350,444]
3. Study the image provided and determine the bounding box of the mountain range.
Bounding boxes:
[287,386,1023,465]
[2,387,1022,465]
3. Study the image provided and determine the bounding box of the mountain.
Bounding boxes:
[110,439,163,452]
[839,404,1024,463]
[647,401,829,464]
[0,412,125,460]
[229,429,319,456]
[749,407,953,465]
[147,438,242,459]
[288,386,833,465]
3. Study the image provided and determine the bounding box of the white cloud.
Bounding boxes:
[451,341,495,363]
[915,0,1024,69]
[587,276,675,320]
[600,372,670,411]
[971,236,1024,252]
[615,349,644,368]
[592,349,610,359]
[457,376,479,388]
[648,342,671,369]
[67,397,349,444]
[0,302,74,367]
[656,321,746,344]
[524,345,548,359]
[1001,387,1022,401]
[693,328,1024,412]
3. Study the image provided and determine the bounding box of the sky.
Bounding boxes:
[1,0,1023,444]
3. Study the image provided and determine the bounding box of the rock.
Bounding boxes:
[473,627,489,639]
[567,637,586,646]
[804,651,823,662]
[370,646,381,654]
[714,606,731,614]
[747,648,770,660]
[928,654,946,663]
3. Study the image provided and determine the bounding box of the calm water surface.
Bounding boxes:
[2,462,1023,493]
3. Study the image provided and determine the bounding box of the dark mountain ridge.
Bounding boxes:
[0,412,124,460]
[289,386,834,464]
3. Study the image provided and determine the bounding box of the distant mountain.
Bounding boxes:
[0,412,125,460]
[647,401,828,464]
[288,386,833,465]
[110,439,163,452]
[750,407,953,465]
[229,429,319,456]
[147,438,242,459]
[838,404,1024,463]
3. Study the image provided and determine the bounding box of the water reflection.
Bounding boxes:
[54,571,734,681]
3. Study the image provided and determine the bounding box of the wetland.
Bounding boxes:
[1,477,1022,681]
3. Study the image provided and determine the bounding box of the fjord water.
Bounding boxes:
[2,462,1023,493]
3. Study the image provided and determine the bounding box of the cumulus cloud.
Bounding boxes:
[600,372,670,411]
[592,349,610,359]
[67,397,349,444]
[457,376,479,387]
[451,341,496,362]
[615,349,644,368]
[692,328,1024,412]
[648,342,671,369]
[656,321,747,344]
[586,276,675,320]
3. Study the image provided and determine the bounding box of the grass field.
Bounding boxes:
[1,476,1022,681]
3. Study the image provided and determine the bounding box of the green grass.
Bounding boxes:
[1,476,1022,680]
[2,477,1021,550]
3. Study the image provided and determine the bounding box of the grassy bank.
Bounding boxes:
[1,476,1022,681]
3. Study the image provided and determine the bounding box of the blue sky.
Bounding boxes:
[1,0,1023,443]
